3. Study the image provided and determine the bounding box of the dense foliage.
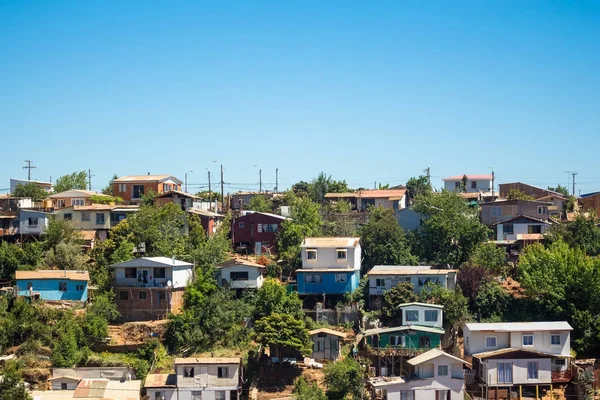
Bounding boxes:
[53,171,88,193]
[323,355,363,400]
[12,183,48,201]
[293,377,327,400]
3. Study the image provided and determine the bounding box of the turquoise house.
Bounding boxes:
[15,270,89,301]
[363,325,444,350]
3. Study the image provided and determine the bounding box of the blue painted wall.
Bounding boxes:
[297,270,360,295]
[16,279,88,301]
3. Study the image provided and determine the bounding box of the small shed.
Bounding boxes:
[216,258,267,290]
[308,328,348,361]
[48,375,81,390]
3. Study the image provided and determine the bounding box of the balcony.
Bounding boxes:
[363,346,432,358]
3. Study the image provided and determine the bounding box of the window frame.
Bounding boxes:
[497,362,513,384]
[76,284,85,291]
[405,310,419,322]
[503,223,514,235]
[537,206,547,215]
[230,271,249,281]
[63,213,73,221]
[96,213,106,225]
[61,382,68,390]
[304,273,322,283]
[424,310,438,322]
[191,391,202,400]
[154,268,166,279]
[336,248,347,261]
[119,291,128,300]
[184,366,195,378]
[81,212,91,222]
[485,336,497,348]
[56,199,66,208]
[215,391,226,400]
[238,221,245,229]
[437,365,449,376]
[217,366,229,378]
[527,361,539,380]
[550,334,561,346]
[471,180,477,189]
[375,278,385,287]
[138,291,147,300]
[306,248,317,261]
[58,282,67,292]
[491,206,502,217]
[522,334,534,347]
[125,268,137,279]
[71,198,85,206]
[334,273,347,283]
[119,183,127,193]
[28,217,38,226]
[389,335,405,348]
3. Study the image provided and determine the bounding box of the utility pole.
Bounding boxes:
[220,165,224,207]
[275,168,279,193]
[571,172,578,196]
[23,160,36,180]
[88,169,94,191]
[259,169,262,193]
[490,167,495,200]
[424,166,431,187]
[207,170,212,211]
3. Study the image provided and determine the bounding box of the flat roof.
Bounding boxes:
[301,237,360,248]
[296,268,356,273]
[465,321,573,332]
[216,258,266,269]
[174,357,240,365]
[187,208,225,218]
[143,373,177,388]
[15,270,90,281]
[398,302,444,309]
[113,175,182,184]
[48,189,99,198]
[442,174,492,181]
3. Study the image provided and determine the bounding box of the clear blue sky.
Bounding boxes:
[1,1,599,195]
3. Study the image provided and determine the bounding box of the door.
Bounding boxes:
[420,335,431,348]
[255,242,262,255]
[142,269,149,284]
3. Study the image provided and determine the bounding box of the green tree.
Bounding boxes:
[54,171,88,193]
[412,191,489,267]
[0,242,25,280]
[380,283,419,325]
[102,174,118,195]
[42,241,88,270]
[505,188,535,200]
[127,203,188,257]
[420,284,469,350]
[545,213,600,256]
[247,195,273,212]
[406,175,431,205]
[323,356,364,400]
[474,282,510,322]
[548,184,569,197]
[253,279,304,321]
[460,175,468,193]
[293,377,327,400]
[456,264,493,309]
[12,182,48,201]
[308,172,350,203]
[254,313,312,358]
[360,207,417,273]
[52,324,80,367]
[89,194,122,204]
[468,242,507,275]
[42,217,82,250]
[0,361,31,400]
[291,181,310,198]
[87,292,120,322]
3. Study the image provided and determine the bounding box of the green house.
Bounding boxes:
[363,325,444,350]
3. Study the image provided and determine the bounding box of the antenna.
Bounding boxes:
[23,160,37,180]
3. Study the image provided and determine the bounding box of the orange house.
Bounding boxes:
[113,175,183,205]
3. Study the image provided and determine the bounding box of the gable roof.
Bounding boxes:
[301,237,360,248]
[155,190,200,199]
[110,257,193,269]
[442,174,492,181]
[216,258,267,269]
[367,265,457,276]
[15,270,90,281]
[174,357,240,365]
[580,191,600,199]
[408,349,468,366]
[48,189,99,198]
[308,328,348,338]
[464,321,573,332]
[398,302,444,309]
[113,175,183,184]
[472,347,569,360]
[48,375,82,382]
[143,373,177,388]
[492,215,552,225]
[187,208,225,218]
[363,325,445,336]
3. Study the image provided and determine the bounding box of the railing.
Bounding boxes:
[365,346,432,357]
[551,370,572,382]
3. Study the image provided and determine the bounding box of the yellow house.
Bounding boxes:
[54,205,138,244]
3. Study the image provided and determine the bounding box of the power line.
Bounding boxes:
[22,160,36,180]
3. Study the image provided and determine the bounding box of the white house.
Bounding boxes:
[145,358,241,400]
[366,266,457,308]
[399,302,444,330]
[368,349,468,400]
[308,328,348,361]
[493,215,552,241]
[463,322,573,391]
[442,174,493,194]
[216,258,266,290]
[18,209,51,236]
[10,178,53,194]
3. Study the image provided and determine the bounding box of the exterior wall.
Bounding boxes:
[55,209,111,230]
[496,222,549,241]
[175,363,239,390]
[16,279,88,301]
[114,182,172,203]
[499,183,557,199]
[51,196,93,209]
[50,378,80,390]
[481,200,549,226]
[10,179,53,193]
[311,333,341,361]
[463,327,570,356]
[580,194,600,216]
[368,273,455,296]
[367,331,441,349]
[463,327,510,356]
[301,244,361,271]
[19,210,49,235]
[400,305,443,329]
[146,388,177,400]
[444,178,492,193]
[396,208,426,232]
[482,358,552,385]
[114,265,191,289]
[297,270,359,295]
[52,367,135,380]
[218,266,264,289]
[154,195,193,210]
[231,213,284,253]
[115,287,184,321]
[178,389,235,400]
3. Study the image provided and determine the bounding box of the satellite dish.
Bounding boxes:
[166,280,172,287]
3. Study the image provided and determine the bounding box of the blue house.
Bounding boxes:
[296,237,361,299]
[15,270,89,301]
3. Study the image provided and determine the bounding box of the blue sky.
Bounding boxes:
[1,1,599,195]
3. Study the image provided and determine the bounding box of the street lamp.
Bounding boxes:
[185,170,193,193]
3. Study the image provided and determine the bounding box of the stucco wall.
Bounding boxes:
[482,358,552,385]
[301,244,361,271]
[219,265,263,289]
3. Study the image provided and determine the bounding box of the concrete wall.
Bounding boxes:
[218,266,263,289]
[400,304,443,329]
[52,367,135,380]
[301,244,361,271]
[16,279,88,301]
[50,377,80,390]
[496,222,549,241]
[482,358,552,385]
[178,389,235,400]
[55,209,111,230]
[115,287,184,321]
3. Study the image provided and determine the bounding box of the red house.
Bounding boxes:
[232,212,288,255]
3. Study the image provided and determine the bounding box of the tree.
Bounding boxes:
[457,264,493,308]
[323,356,364,400]
[42,241,88,270]
[545,213,600,256]
[247,195,273,212]
[52,323,80,367]
[548,184,569,197]
[0,361,31,400]
[253,279,304,321]
[293,377,327,400]
[0,242,25,280]
[89,194,122,204]
[420,284,469,350]
[87,292,120,322]
[460,175,468,193]
[308,172,350,203]
[54,171,88,193]
[412,191,489,268]
[102,174,118,195]
[474,282,510,322]
[505,188,535,200]
[42,217,82,250]
[12,183,48,201]
[127,203,188,257]
[360,207,417,274]
[406,175,431,205]
[291,181,310,198]
[254,313,312,358]
[468,242,507,275]
[380,283,419,325]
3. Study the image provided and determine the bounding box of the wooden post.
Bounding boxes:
[519,385,522,400]
[535,384,539,399]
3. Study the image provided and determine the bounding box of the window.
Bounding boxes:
[537,206,547,215]
[119,184,127,193]
[454,181,460,188]
[306,249,317,260]
[390,335,405,347]
[164,184,172,192]
[551,334,561,346]
[425,310,438,322]
[400,391,414,400]
[58,282,67,292]
[503,223,514,235]
[71,198,85,206]
[262,241,270,247]
[27,282,33,290]
[523,334,534,346]
[76,285,84,290]
[139,291,147,300]
[217,367,229,378]
[184,367,194,378]
[63,213,73,221]
[491,206,502,217]
[265,223,278,232]
[231,271,249,281]
[215,392,225,400]
[336,249,347,260]
[304,273,322,283]
[553,358,566,366]
[155,392,166,400]
[376,278,385,287]
[238,221,245,228]
[497,362,513,383]
[528,225,542,234]
[485,336,497,348]
[471,180,477,189]
[125,268,137,278]
[436,390,450,400]
[61,383,68,390]
[257,223,263,233]
[158,291,166,300]
[96,213,105,224]
[191,391,202,400]
[438,365,448,376]
[335,274,347,283]
[406,310,419,322]
[119,291,128,300]
[56,199,65,208]
[28,217,38,226]
[527,362,539,379]
[132,185,145,199]
[154,268,166,279]
[81,212,90,222]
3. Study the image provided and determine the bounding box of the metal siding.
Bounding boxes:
[297,271,359,295]
[16,279,88,301]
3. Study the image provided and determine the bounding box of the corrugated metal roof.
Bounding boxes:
[398,302,444,309]
[48,189,99,198]
[367,265,456,276]
[301,237,360,248]
[143,373,177,388]
[296,268,356,273]
[174,357,240,365]
[408,348,468,366]
[368,376,405,387]
[187,208,225,218]
[216,258,267,269]
[308,328,348,338]
[15,270,90,281]
[471,347,570,359]
[111,257,193,268]
[363,325,445,336]
[464,321,573,332]
[324,189,407,200]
